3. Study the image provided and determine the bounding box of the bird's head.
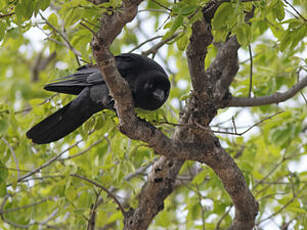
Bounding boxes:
[134,71,170,111]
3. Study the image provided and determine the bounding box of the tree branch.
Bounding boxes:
[92,0,258,229]
[227,76,307,107]
[39,12,81,66]
[186,19,212,94]
[71,174,126,215]
[142,33,179,57]
[207,36,240,103]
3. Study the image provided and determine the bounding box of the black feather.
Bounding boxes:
[26,53,170,144]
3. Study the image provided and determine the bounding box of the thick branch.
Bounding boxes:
[184,1,258,229]
[227,76,307,107]
[124,157,184,230]
[186,19,212,94]
[92,1,258,230]
[206,37,240,103]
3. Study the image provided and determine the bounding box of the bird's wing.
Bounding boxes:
[26,86,106,144]
[44,65,105,95]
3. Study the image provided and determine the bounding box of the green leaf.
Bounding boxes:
[212,3,234,30]
[37,0,51,11]
[15,0,35,20]
[0,119,8,134]
[176,33,189,51]
[163,15,184,39]
[272,0,285,21]
[48,13,58,27]
[233,23,251,46]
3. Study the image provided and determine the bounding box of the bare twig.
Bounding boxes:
[142,33,179,56]
[80,22,98,39]
[0,197,52,214]
[232,116,237,134]
[87,190,102,230]
[283,0,307,22]
[71,174,126,215]
[215,206,232,230]
[254,153,305,191]
[0,195,57,229]
[195,111,283,136]
[228,76,307,107]
[248,44,253,98]
[60,139,103,161]
[39,12,81,65]
[258,186,305,224]
[151,0,172,11]
[32,51,56,82]
[0,195,34,228]
[18,139,83,182]
[128,35,163,53]
[124,159,157,181]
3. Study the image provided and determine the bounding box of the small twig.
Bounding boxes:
[87,189,102,230]
[39,12,81,66]
[0,197,52,214]
[195,111,284,136]
[142,33,179,56]
[81,18,100,28]
[80,22,98,40]
[38,208,59,225]
[0,195,33,228]
[258,186,305,224]
[71,174,126,215]
[138,9,169,14]
[1,137,20,179]
[0,12,15,19]
[248,44,253,98]
[231,117,237,134]
[128,35,163,53]
[60,139,103,161]
[155,120,187,127]
[254,153,305,191]
[283,0,307,22]
[215,206,233,230]
[15,93,59,115]
[151,0,172,11]
[18,139,83,183]
[46,37,65,46]
[124,159,157,181]
[7,175,64,187]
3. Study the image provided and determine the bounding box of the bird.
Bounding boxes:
[26,53,170,144]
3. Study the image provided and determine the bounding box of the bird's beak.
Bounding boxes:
[152,89,165,102]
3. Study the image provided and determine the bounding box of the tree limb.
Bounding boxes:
[92,0,258,229]
[207,36,240,103]
[227,76,307,107]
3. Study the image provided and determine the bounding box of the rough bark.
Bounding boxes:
[92,0,260,229]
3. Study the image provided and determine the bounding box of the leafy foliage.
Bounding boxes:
[0,0,306,229]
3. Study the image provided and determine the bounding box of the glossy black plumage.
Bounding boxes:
[26,53,170,144]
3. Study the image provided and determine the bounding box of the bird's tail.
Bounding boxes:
[26,89,102,144]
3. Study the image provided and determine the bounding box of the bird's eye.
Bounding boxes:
[144,82,154,89]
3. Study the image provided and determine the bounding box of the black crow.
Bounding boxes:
[26,53,170,144]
